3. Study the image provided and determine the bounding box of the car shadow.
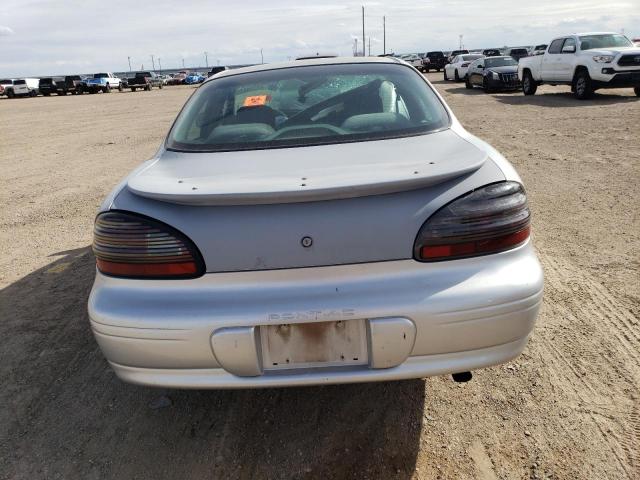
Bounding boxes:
[495,90,638,107]
[1,248,425,479]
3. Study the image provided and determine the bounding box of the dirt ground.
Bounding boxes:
[0,75,638,480]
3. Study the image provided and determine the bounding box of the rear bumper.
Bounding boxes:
[88,241,543,388]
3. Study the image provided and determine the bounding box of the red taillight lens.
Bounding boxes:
[414,181,531,262]
[93,211,204,279]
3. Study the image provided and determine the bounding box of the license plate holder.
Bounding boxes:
[260,320,368,371]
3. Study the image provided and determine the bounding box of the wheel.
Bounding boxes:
[574,70,593,99]
[7,89,15,98]
[30,90,37,97]
[444,69,448,81]
[522,71,537,95]
[159,83,163,89]
[103,85,111,93]
[483,78,492,93]
[59,91,67,95]
[118,84,123,92]
[437,68,441,72]
[454,70,460,82]
[635,87,640,97]
[43,92,50,96]
[131,87,136,92]
[465,76,472,89]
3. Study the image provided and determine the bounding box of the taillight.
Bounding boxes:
[93,211,204,279]
[461,63,470,67]
[414,181,531,262]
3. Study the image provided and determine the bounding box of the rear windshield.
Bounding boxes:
[40,78,54,84]
[510,49,528,54]
[167,63,450,152]
[94,73,108,78]
[136,72,151,76]
[461,55,483,61]
[485,57,518,67]
[14,80,26,85]
[579,34,632,49]
[0,79,12,84]
[427,52,444,58]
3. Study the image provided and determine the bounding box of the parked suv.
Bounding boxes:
[509,48,529,61]
[39,77,62,96]
[519,32,640,99]
[447,49,469,63]
[423,51,446,72]
[4,78,39,98]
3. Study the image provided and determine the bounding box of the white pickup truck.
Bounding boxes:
[85,72,123,93]
[519,32,640,99]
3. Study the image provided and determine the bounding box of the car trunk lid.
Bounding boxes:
[127,130,485,206]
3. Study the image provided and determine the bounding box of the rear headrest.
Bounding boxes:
[207,124,275,143]
[341,112,411,133]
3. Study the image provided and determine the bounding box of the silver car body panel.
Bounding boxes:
[89,241,543,388]
[127,130,486,206]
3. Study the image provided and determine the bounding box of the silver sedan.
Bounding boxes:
[89,57,543,388]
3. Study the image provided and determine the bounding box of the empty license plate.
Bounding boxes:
[261,320,368,370]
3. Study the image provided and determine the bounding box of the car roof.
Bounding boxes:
[207,56,402,83]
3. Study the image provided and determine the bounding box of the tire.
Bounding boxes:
[118,84,123,92]
[437,68,441,72]
[59,91,67,96]
[30,90,37,97]
[454,70,460,82]
[522,70,537,95]
[483,78,492,93]
[465,76,472,89]
[444,69,448,81]
[131,87,136,92]
[159,83,163,89]
[635,87,640,97]
[43,92,50,96]
[574,70,593,100]
[103,85,111,93]
[7,89,15,98]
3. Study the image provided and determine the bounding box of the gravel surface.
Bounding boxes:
[1,76,638,479]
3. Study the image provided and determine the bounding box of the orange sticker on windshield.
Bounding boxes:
[243,94,270,107]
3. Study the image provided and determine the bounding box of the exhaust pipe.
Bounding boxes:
[452,371,472,383]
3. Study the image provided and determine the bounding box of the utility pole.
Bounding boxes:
[150,54,155,72]
[127,56,131,72]
[182,58,185,69]
[204,51,209,68]
[354,38,358,56]
[459,34,463,50]
[368,37,371,56]
[260,48,264,64]
[362,6,365,57]
[158,57,162,74]
[383,16,386,55]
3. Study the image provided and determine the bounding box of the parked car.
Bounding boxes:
[465,56,521,92]
[508,48,530,61]
[184,72,206,84]
[167,72,188,85]
[88,57,543,389]
[0,79,13,96]
[531,44,548,56]
[482,49,502,57]
[519,32,640,99]
[85,73,123,93]
[400,54,424,71]
[444,54,484,81]
[447,49,469,63]
[38,77,62,96]
[4,78,39,98]
[207,66,228,77]
[423,51,446,72]
[56,75,86,95]
[128,71,164,91]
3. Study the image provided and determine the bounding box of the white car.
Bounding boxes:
[0,78,14,96]
[400,54,425,71]
[88,56,543,389]
[444,54,484,81]
[3,78,39,98]
[519,32,640,99]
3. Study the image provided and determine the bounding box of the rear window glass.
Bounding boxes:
[0,79,12,84]
[167,63,450,152]
[461,55,483,61]
[94,73,108,78]
[14,80,26,85]
[136,72,151,76]
[40,78,54,84]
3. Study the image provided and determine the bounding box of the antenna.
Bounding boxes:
[383,16,386,55]
[362,6,366,57]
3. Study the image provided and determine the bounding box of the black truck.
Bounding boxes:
[127,71,164,92]
[38,77,62,96]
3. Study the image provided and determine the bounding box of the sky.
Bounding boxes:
[1,0,639,77]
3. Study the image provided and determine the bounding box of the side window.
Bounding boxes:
[548,39,564,54]
[562,38,576,53]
